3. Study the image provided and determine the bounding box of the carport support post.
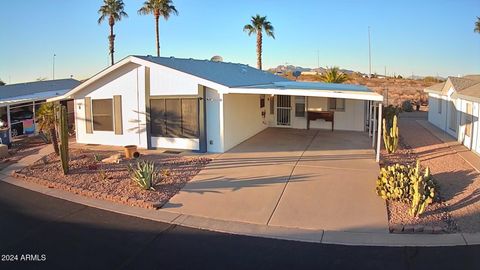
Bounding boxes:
[6,104,11,142]
[32,101,36,135]
[372,102,377,148]
[376,102,382,162]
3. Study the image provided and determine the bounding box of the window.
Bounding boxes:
[260,95,265,108]
[295,96,306,117]
[328,98,345,111]
[92,99,113,131]
[150,98,199,138]
[438,98,442,114]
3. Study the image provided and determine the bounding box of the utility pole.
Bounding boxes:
[317,49,320,70]
[368,26,372,78]
[53,54,56,80]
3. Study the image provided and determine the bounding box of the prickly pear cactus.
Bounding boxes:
[376,160,435,217]
[383,115,399,154]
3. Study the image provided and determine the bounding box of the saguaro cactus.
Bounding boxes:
[383,115,399,154]
[57,105,69,175]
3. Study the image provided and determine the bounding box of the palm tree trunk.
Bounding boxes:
[109,17,115,65]
[155,15,160,57]
[50,127,60,156]
[256,32,262,70]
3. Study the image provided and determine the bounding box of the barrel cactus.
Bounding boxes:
[383,115,399,154]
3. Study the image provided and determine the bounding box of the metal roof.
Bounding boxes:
[134,55,289,87]
[239,81,373,92]
[0,79,80,101]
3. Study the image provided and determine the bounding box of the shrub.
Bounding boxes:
[93,154,102,162]
[376,161,435,217]
[383,105,401,128]
[401,100,413,112]
[128,160,158,190]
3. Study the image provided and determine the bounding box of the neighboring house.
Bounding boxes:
[55,56,383,158]
[0,79,80,139]
[425,75,480,152]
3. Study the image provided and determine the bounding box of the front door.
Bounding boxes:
[276,95,291,126]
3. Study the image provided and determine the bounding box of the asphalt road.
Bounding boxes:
[0,181,478,270]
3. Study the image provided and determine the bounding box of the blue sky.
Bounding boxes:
[0,0,479,83]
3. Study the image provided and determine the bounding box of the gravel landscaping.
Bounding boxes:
[381,111,480,233]
[381,134,455,233]
[16,148,211,208]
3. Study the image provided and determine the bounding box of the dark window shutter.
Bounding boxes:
[85,97,93,134]
[181,99,199,138]
[113,95,123,135]
[150,99,166,137]
[165,99,182,137]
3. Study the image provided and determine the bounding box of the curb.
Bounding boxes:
[1,173,479,247]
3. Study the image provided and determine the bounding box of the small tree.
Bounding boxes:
[36,102,60,155]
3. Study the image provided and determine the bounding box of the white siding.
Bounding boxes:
[306,97,365,131]
[75,63,148,148]
[427,93,447,131]
[149,65,199,96]
[223,93,266,151]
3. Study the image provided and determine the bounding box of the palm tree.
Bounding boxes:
[475,16,480,34]
[36,103,60,155]
[320,67,348,83]
[98,0,128,66]
[138,0,178,57]
[243,15,275,70]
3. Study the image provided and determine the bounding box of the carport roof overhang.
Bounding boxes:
[224,81,384,102]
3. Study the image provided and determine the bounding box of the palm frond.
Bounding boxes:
[244,14,275,39]
[97,0,128,25]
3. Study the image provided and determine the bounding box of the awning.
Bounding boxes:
[0,89,71,107]
[225,81,384,102]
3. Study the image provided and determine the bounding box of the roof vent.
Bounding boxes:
[211,55,223,62]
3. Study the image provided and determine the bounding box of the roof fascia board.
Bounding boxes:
[456,93,480,103]
[424,88,443,95]
[49,56,135,101]
[50,56,230,101]
[225,87,383,101]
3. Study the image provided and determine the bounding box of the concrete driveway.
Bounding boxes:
[164,128,388,232]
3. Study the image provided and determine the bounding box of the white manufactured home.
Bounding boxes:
[55,56,384,159]
[425,75,480,153]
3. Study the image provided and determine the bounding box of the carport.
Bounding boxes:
[0,79,80,143]
[225,81,385,162]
